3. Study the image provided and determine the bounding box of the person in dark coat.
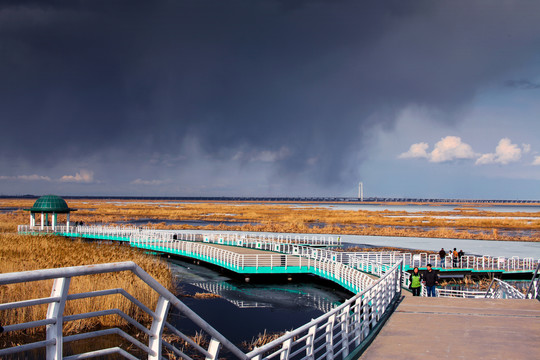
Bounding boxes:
[422,264,439,297]
[439,248,446,268]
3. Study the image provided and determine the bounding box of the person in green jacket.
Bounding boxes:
[410,267,422,296]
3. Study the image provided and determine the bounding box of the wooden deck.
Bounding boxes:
[360,296,540,359]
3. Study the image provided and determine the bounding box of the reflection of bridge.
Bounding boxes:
[191,281,338,313]
[3,225,538,360]
[191,281,272,309]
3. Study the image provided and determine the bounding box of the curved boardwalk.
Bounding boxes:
[361,296,540,359]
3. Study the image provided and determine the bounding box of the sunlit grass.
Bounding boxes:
[2,198,539,241]
[0,216,173,336]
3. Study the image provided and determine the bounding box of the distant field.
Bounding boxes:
[2,198,539,242]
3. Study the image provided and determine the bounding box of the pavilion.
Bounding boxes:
[24,195,77,230]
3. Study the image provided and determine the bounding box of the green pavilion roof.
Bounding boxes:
[24,195,76,213]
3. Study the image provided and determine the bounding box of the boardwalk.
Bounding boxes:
[361,296,540,359]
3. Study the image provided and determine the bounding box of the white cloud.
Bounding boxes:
[59,169,94,183]
[399,136,475,163]
[532,156,540,166]
[398,142,429,159]
[0,174,51,181]
[429,136,476,163]
[131,178,169,186]
[475,153,496,165]
[475,138,522,165]
[523,144,531,153]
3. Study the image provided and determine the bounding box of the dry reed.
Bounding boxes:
[0,215,173,338]
[241,329,286,351]
[2,199,539,242]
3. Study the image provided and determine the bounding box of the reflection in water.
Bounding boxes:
[167,258,351,345]
[191,281,339,313]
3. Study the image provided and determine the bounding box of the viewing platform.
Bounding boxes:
[361,296,540,359]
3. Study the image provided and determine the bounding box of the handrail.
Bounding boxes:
[0,261,248,360]
[18,225,539,273]
[485,278,526,299]
[245,261,403,359]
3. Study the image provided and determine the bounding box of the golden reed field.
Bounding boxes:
[2,198,538,241]
[0,213,172,347]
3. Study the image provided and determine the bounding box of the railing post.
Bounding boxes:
[305,324,318,359]
[46,277,71,360]
[206,337,222,360]
[340,305,351,357]
[280,337,292,360]
[148,295,170,360]
[325,314,336,359]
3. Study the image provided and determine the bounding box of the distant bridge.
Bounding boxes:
[4,195,540,203]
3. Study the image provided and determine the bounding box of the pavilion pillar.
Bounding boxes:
[66,213,70,229]
[41,212,44,229]
[52,213,57,230]
[30,213,35,227]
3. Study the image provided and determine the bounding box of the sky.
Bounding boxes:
[1,0,540,199]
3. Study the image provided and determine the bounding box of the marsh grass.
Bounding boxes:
[2,199,539,241]
[0,216,173,341]
[192,292,222,299]
[241,329,287,351]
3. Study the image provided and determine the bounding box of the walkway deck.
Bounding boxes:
[361,296,540,359]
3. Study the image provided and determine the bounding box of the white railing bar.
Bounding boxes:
[0,261,137,285]
[63,327,155,356]
[64,347,139,360]
[2,318,56,332]
[162,341,196,360]
[0,296,62,311]
[66,288,123,300]
[0,339,56,357]
[64,309,152,336]
[67,288,158,319]
[164,322,212,358]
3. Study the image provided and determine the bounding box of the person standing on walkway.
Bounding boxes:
[410,267,422,296]
[439,248,446,268]
[453,248,459,267]
[422,264,439,297]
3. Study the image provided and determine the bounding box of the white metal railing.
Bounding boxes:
[131,235,376,294]
[485,278,526,299]
[17,225,341,246]
[17,225,540,301]
[244,261,403,360]
[0,260,402,360]
[0,262,248,360]
[525,261,540,300]
[18,225,539,273]
[435,288,487,298]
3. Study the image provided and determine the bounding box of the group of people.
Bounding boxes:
[439,247,464,268]
[409,247,467,297]
[409,264,439,297]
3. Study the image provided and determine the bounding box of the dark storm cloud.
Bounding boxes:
[1,0,540,185]
[505,80,540,90]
